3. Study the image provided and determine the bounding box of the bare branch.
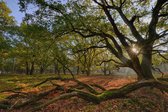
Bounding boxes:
[130,15,143,24]
[159,30,168,38]
[92,0,103,6]
[158,52,168,60]
[102,33,123,54]
[158,13,168,17]
[56,57,75,78]
[119,0,127,8]
[153,40,168,48]
[75,45,106,53]
[99,59,123,66]
[152,66,164,78]
[73,30,98,38]
[153,49,168,53]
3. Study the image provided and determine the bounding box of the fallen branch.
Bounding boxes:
[30,92,78,112]
[73,80,99,95]
[33,77,61,87]
[33,77,74,87]
[0,103,10,109]
[0,87,24,93]
[30,80,168,111]
[91,83,106,91]
[152,66,164,78]
[14,85,64,109]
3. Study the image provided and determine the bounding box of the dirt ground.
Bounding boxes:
[1,75,168,112]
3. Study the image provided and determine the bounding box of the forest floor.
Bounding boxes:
[0,74,168,112]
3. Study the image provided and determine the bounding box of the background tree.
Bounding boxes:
[0,1,15,74]
[0,0,167,110]
[18,0,168,80]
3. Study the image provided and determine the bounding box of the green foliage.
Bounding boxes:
[0,1,14,27]
[0,0,167,76]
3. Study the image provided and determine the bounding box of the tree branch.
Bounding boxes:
[102,33,123,54]
[158,52,168,60]
[153,40,168,48]
[74,45,106,53]
[102,6,129,48]
[104,38,132,66]
[152,66,164,78]
[99,59,123,66]
[158,13,168,17]
[148,0,167,39]
[116,8,144,41]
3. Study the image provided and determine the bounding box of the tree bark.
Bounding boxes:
[54,62,58,74]
[76,66,80,75]
[25,61,29,75]
[130,56,145,80]
[141,44,154,79]
[30,79,168,111]
[40,65,44,74]
[54,62,61,78]
[86,68,91,76]
[29,62,34,75]
[103,63,107,75]
[63,66,66,75]
[12,58,15,74]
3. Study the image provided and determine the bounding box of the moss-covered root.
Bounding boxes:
[98,80,168,101]
[30,89,100,112]
[0,103,10,109]
[14,86,63,109]
[30,92,78,112]
[73,79,99,95]
[26,80,168,112]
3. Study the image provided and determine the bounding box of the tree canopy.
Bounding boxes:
[0,0,168,111]
[15,0,168,79]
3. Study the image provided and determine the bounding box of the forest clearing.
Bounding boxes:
[0,74,168,112]
[1,0,168,111]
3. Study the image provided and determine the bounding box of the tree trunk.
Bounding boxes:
[25,61,29,75]
[63,66,66,75]
[54,62,61,78]
[12,58,15,74]
[57,70,61,79]
[103,63,107,75]
[109,70,111,75]
[54,62,58,74]
[131,44,154,80]
[76,66,80,75]
[29,62,34,75]
[131,56,145,80]
[40,65,44,74]
[141,44,154,79]
[86,68,90,76]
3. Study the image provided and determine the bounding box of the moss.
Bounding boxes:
[0,94,8,101]
[83,105,96,112]
[98,89,123,100]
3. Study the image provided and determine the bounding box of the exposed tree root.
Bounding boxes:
[73,79,99,95]
[0,104,10,109]
[14,84,65,109]
[33,77,62,87]
[31,92,78,112]
[0,90,29,96]
[90,83,106,91]
[0,87,24,93]
[33,77,74,87]
[30,80,168,111]
[1,79,167,111]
